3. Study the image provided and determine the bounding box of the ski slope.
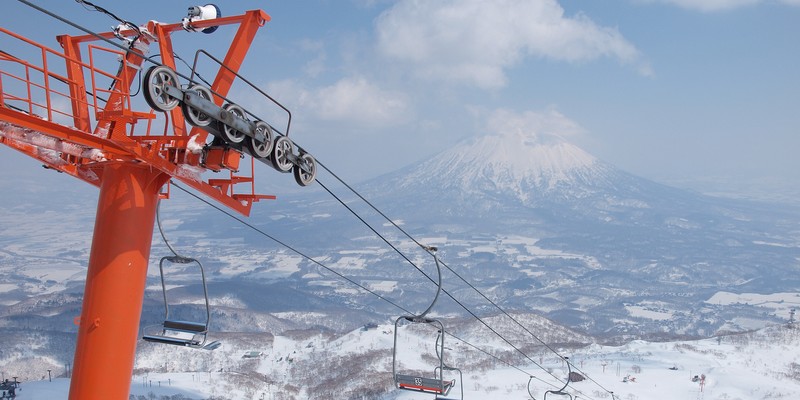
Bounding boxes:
[13,324,800,399]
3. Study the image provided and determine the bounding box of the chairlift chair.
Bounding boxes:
[392,245,457,397]
[142,254,213,349]
[142,200,221,350]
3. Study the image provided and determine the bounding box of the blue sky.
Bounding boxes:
[2,0,799,198]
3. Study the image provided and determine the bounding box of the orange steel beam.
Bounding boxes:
[208,10,269,100]
[67,163,169,400]
[57,35,91,133]
[0,114,254,215]
[0,111,133,158]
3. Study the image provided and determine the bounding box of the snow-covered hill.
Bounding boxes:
[11,322,800,399]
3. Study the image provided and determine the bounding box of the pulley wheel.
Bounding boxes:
[221,103,247,144]
[181,85,214,127]
[293,152,317,186]
[248,120,274,159]
[143,65,180,112]
[271,136,294,172]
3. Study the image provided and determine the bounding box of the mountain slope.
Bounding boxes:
[354,129,800,336]
[402,131,604,200]
[366,129,704,225]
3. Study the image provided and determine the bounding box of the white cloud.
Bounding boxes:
[268,78,410,128]
[644,0,800,11]
[486,108,585,141]
[298,39,327,78]
[375,0,646,89]
[316,78,409,125]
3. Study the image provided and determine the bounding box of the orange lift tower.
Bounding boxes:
[0,3,316,399]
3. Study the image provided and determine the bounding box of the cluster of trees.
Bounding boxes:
[288,349,392,398]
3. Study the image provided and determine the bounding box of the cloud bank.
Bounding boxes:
[269,77,410,129]
[486,108,585,142]
[375,0,648,89]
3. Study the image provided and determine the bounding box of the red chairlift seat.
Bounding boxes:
[395,374,454,395]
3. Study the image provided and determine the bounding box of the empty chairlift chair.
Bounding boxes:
[142,200,219,350]
[142,255,213,348]
[392,245,458,397]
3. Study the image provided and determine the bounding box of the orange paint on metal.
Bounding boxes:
[204,147,242,172]
[56,34,91,132]
[67,163,168,400]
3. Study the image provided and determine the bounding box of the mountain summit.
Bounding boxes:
[375,129,662,221]
[397,130,612,203]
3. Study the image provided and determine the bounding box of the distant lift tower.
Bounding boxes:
[0,4,311,399]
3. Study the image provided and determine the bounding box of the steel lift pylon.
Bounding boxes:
[0,5,297,399]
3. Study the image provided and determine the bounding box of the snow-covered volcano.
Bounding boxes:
[372,128,663,221]
[400,130,607,200]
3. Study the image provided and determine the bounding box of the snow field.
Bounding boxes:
[12,324,800,399]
